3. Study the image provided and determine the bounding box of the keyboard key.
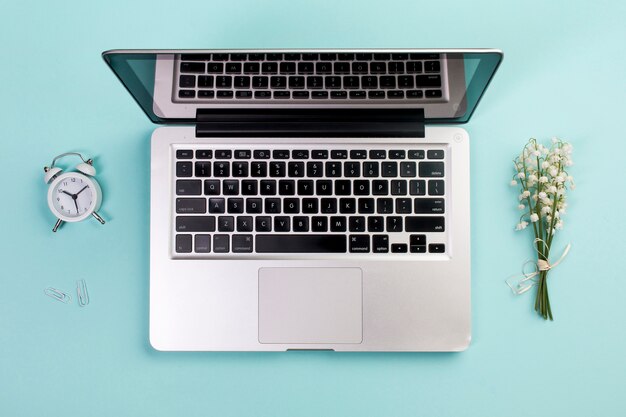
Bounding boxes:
[354,180,369,195]
[350,91,366,99]
[428,180,445,196]
[419,162,444,177]
[311,150,328,159]
[265,198,281,213]
[204,180,220,195]
[414,198,445,214]
[266,53,282,60]
[317,181,333,196]
[302,53,318,60]
[372,180,388,195]
[306,161,323,177]
[330,216,347,232]
[213,234,229,253]
[255,90,272,98]
[255,216,272,232]
[344,76,360,89]
[376,198,393,214]
[424,61,441,72]
[181,54,212,61]
[349,217,366,232]
[334,62,350,73]
[409,179,426,195]
[311,216,328,232]
[330,91,347,99]
[176,216,216,232]
[429,243,445,253]
[349,235,370,253]
[363,161,379,177]
[176,161,192,177]
[250,162,267,177]
[388,62,405,73]
[195,234,211,253]
[176,198,206,214]
[196,150,212,159]
[391,180,407,196]
[280,62,296,74]
[297,180,314,195]
[176,149,193,159]
[381,162,398,177]
[344,162,360,177]
[198,90,215,98]
[243,63,260,73]
[284,198,299,213]
[411,53,440,60]
[218,216,235,232]
[400,161,416,177]
[230,53,247,61]
[320,53,336,60]
[178,90,195,99]
[410,235,426,246]
[213,162,230,177]
[312,91,328,99]
[312,61,330,74]
[227,198,244,213]
[176,234,192,253]
[256,234,346,253]
[248,53,265,61]
[194,161,211,177]
[405,216,445,232]
[395,197,412,213]
[260,180,277,195]
[416,75,441,87]
[368,91,385,99]
[288,162,305,177]
[391,244,408,253]
[358,198,375,214]
[293,217,309,232]
[325,76,342,89]
[197,76,213,89]
[427,149,445,159]
[408,150,425,159]
[270,76,287,88]
[389,150,406,159]
[371,62,386,73]
[361,76,378,88]
[386,216,403,232]
[179,75,195,88]
[379,76,395,88]
[350,149,367,159]
[274,217,290,231]
[326,162,342,177]
[207,62,224,73]
[176,180,202,195]
[355,53,372,60]
[425,89,442,98]
[274,91,290,98]
[407,90,423,99]
[278,180,295,196]
[262,62,278,73]
[242,180,258,195]
[352,62,368,73]
[180,62,204,73]
[253,150,271,159]
[232,162,248,176]
[284,53,300,60]
[208,198,225,213]
[219,177,240,194]
[292,91,310,98]
[302,198,318,213]
[232,235,253,253]
[387,90,404,98]
[246,198,262,213]
[216,90,233,98]
[339,197,356,213]
[226,63,242,73]
[367,217,384,232]
[407,61,422,73]
[289,76,305,88]
[372,235,389,253]
[270,161,286,177]
[369,150,386,159]
[331,149,348,159]
[235,90,253,98]
[338,53,354,60]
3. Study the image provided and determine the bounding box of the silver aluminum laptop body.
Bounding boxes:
[103,49,502,351]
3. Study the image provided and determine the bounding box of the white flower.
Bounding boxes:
[522,190,530,198]
[541,205,551,214]
[555,220,564,230]
[538,191,547,199]
[517,172,525,179]
[530,213,539,222]
[528,174,537,182]
[541,161,550,169]
[518,204,525,210]
[539,176,548,183]
[555,175,565,183]
[510,179,518,186]
[548,185,557,193]
[515,221,529,231]
[549,167,558,177]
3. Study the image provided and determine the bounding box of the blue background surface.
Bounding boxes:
[1,1,625,416]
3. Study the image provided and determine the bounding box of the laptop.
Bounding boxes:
[103,49,502,351]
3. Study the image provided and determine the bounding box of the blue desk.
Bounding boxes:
[1,1,624,415]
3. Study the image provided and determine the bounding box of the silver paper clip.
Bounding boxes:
[76,279,89,307]
[44,287,71,304]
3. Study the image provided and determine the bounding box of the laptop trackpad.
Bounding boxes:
[258,267,363,344]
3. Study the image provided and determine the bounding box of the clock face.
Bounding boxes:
[51,175,94,218]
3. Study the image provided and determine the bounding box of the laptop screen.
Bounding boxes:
[102,49,502,124]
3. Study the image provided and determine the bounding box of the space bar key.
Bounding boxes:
[256,234,347,253]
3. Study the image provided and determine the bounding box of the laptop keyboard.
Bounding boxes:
[175,52,446,102]
[173,145,447,256]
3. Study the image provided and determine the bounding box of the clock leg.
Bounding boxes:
[92,212,106,225]
[52,219,63,232]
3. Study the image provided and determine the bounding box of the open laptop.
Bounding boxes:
[103,49,502,351]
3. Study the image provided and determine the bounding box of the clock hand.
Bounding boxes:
[76,186,89,195]
[62,190,74,197]
[74,199,79,214]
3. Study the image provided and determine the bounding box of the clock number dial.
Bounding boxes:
[52,176,94,218]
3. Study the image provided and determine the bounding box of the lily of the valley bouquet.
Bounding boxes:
[508,138,574,320]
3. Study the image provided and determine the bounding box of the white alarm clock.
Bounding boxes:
[44,152,105,232]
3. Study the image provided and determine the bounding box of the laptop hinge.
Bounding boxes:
[195,108,425,138]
